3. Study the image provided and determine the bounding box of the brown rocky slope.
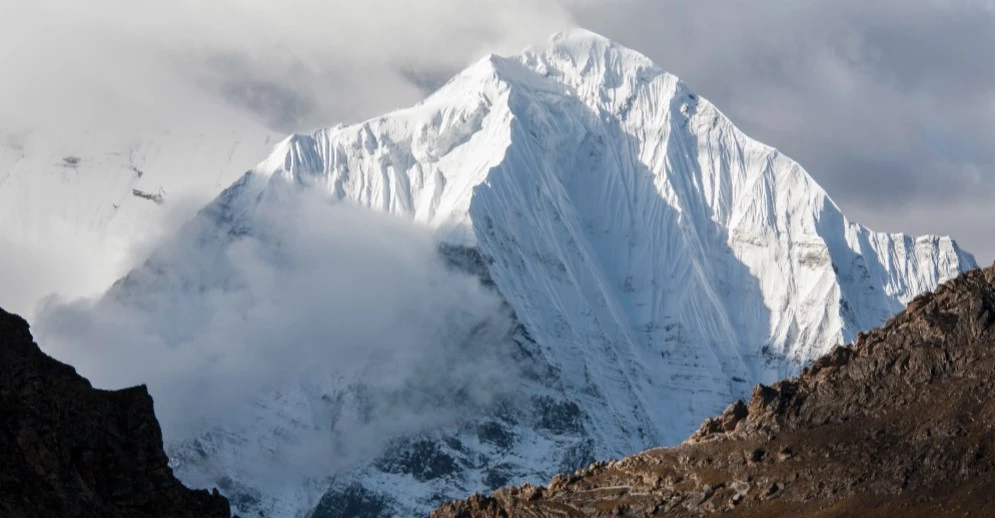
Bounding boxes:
[0,306,231,518]
[434,263,995,517]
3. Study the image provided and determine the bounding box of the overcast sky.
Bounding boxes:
[2,0,992,263]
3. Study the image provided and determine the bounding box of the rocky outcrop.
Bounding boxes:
[434,263,995,517]
[0,306,230,518]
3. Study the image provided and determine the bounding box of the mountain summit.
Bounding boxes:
[242,24,974,445]
[66,30,975,517]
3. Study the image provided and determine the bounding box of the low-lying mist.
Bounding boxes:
[35,184,518,482]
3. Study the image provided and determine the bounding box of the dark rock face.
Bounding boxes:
[434,264,995,517]
[0,307,230,518]
[310,483,391,518]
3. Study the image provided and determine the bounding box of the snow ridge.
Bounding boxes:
[255,26,973,438]
[114,29,974,517]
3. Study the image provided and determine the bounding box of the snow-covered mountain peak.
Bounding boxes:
[259,27,835,254]
[228,25,973,454]
[69,29,975,517]
[521,27,663,85]
[548,26,617,46]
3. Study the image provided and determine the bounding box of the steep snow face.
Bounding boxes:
[77,30,975,517]
[260,28,975,440]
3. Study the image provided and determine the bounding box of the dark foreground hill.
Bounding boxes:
[435,263,995,517]
[0,307,230,518]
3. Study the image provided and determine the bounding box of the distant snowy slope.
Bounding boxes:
[45,29,976,518]
[0,90,278,317]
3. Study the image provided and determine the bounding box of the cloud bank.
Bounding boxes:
[0,0,576,133]
[36,189,517,479]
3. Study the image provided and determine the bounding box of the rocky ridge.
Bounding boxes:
[0,306,231,518]
[434,262,995,517]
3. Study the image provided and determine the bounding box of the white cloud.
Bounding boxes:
[0,0,577,132]
[35,189,517,478]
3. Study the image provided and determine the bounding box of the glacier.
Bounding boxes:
[37,29,976,517]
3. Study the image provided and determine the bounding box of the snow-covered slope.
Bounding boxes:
[250,27,974,437]
[63,30,976,517]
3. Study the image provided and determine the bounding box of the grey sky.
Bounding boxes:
[1,0,991,263]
